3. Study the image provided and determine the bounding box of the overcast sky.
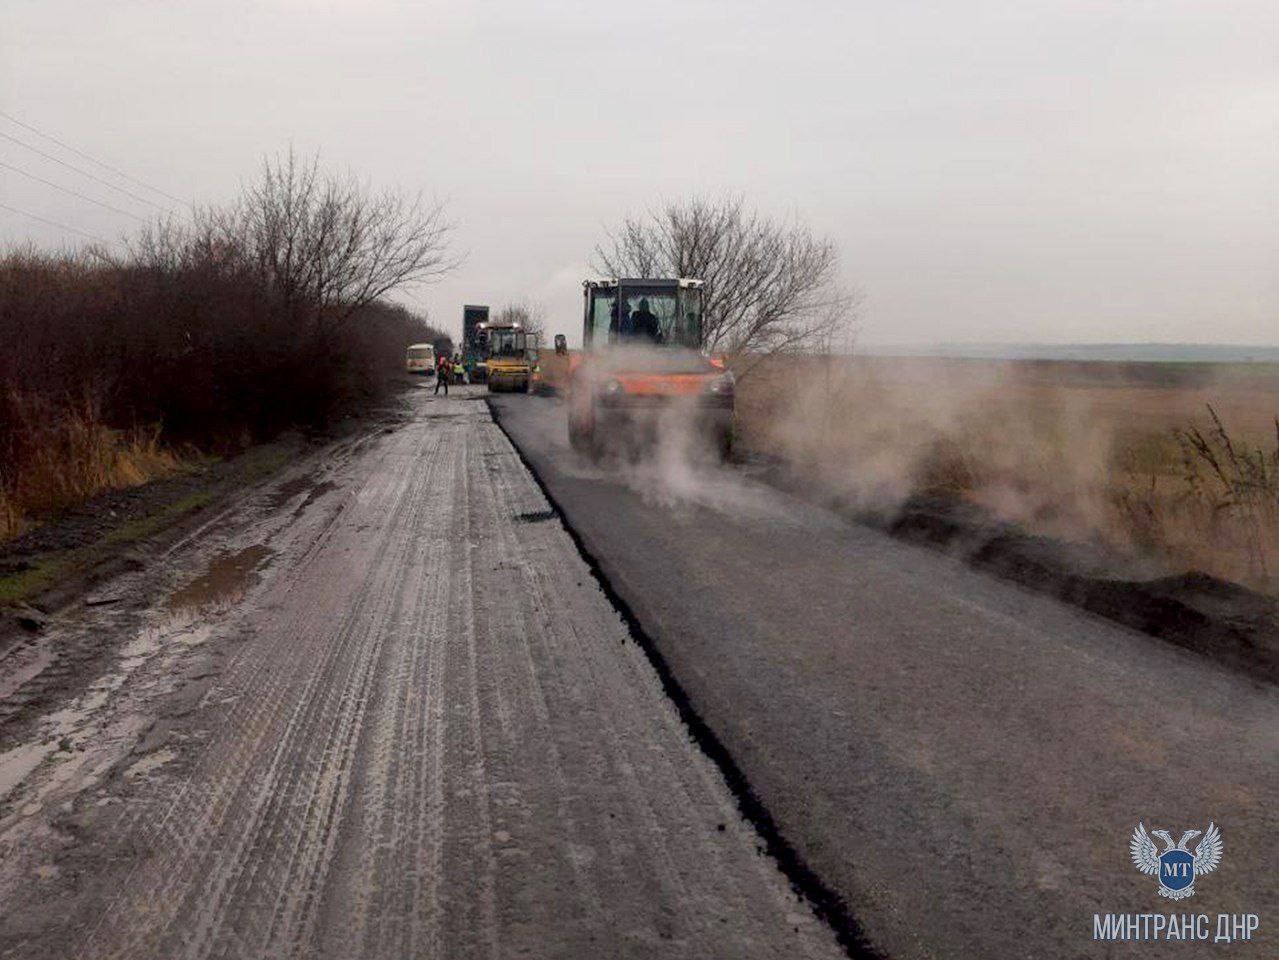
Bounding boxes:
[2,0,1276,345]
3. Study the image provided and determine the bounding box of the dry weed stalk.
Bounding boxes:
[1174,405,1279,583]
[1,390,183,537]
[0,490,23,541]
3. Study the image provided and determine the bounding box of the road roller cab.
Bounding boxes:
[567,278,734,459]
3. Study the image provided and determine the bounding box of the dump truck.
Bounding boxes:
[485,322,537,393]
[462,304,490,382]
[566,278,733,459]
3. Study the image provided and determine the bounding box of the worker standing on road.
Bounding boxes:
[434,352,450,395]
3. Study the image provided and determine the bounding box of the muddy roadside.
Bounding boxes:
[0,394,407,943]
[740,454,1278,685]
[0,442,297,627]
[0,386,415,695]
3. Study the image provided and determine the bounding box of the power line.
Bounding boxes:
[0,109,185,205]
[0,159,148,222]
[0,129,169,213]
[0,201,115,245]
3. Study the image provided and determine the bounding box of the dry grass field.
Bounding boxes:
[0,396,187,542]
[735,356,1279,594]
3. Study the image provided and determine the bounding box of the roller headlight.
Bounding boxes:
[601,378,623,397]
[707,370,735,395]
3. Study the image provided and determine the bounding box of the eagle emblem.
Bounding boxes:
[1130,822,1223,900]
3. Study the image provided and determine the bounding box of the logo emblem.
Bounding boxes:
[1130,822,1223,900]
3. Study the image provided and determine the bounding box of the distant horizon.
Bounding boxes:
[858,338,1279,348]
[853,341,1279,363]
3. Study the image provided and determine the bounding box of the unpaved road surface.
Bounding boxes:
[491,394,1278,959]
[0,386,839,960]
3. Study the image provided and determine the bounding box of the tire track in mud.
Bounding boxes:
[315,426,455,959]
[3,389,842,960]
[0,424,379,758]
[77,426,449,958]
[257,435,440,954]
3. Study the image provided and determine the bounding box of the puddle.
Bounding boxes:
[45,687,113,736]
[176,624,215,649]
[166,545,273,612]
[118,630,164,668]
[0,741,55,803]
[0,549,255,811]
[2,632,171,805]
[124,748,177,778]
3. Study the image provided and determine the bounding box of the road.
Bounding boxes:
[490,394,1278,959]
[0,386,840,960]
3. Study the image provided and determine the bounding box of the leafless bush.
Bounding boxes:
[237,151,457,327]
[594,196,857,361]
[0,152,453,537]
[129,150,457,330]
[492,299,547,338]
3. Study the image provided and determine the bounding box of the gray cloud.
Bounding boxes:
[2,0,1275,345]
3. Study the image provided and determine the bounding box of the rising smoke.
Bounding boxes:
[742,355,1279,588]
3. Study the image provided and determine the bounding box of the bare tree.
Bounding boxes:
[492,299,547,339]
[205,150,458,329]
[593,196,856,360]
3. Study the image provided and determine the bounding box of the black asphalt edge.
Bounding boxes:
[487,398,885,960]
